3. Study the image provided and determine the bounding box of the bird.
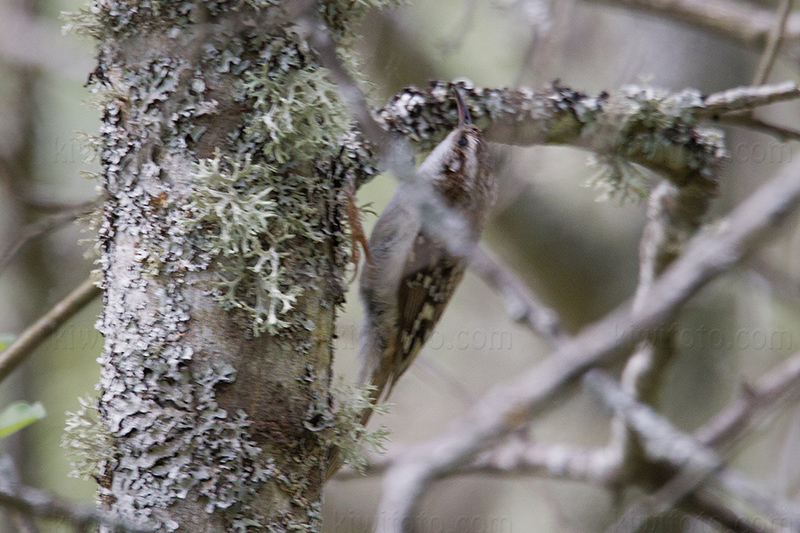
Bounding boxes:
[325,87,496,480]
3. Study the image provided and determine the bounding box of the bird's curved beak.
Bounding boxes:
[454,88,471,127]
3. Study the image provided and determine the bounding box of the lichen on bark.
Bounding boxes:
[71,1,386,531]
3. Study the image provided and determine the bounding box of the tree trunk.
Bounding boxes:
[82,2,376,530]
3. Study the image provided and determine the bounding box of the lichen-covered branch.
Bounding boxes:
[379,80,800,194]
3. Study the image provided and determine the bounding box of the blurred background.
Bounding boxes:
[0,0,799,532]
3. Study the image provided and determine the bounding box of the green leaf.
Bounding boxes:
[0,402,46,439]
[0,334,14,351]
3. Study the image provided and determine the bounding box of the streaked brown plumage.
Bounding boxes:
[326,89,496,480]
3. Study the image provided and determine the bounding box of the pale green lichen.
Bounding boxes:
[325,381,389,473]
[185,29,376,335]
[585,154,651,203]
[581,85,725,200]
[242,62,349,166]
[184,154,308,334]
[61,396,114,481]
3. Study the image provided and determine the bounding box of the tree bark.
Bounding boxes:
[82,2,376,530]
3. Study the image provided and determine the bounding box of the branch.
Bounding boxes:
[586,371,800,533]
[700,81,800,116]
[374,159,800,532]
[0,456,153,532]
[717,113,800,142]
[379,81,799,193]
[470,247,566,346]
[609,181,696,482]
[696,350,800,450]
[683,490,779,533]
[336,439,619,485]
[752,0,794,85]
[340,352,800,495]
[0,200,97,275]
[0,276,100,383]
[584,0,800,50]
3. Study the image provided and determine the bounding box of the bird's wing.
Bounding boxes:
[390,234,465,391]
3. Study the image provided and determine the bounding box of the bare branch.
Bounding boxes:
[753,0,795,85]
[470,247,566,346]
[586,371,800,533]
[610,181,695,483]
[584,0,800,50]
[683,490,779,533]
[374,159,800,532]
[0,200,97,275]
[336,439,619,485]
[717,113,800,142]
[697,350,800,450]
[0,456,153,532]
[700,81,800,116]
[0,276,100,383]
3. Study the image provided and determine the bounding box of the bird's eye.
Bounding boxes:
[457,135,469,148]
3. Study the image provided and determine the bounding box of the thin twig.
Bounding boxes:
[697,350,800,449]
[752,0,794,86]
[374,159,800,532]
[335,438,620,484]
[586,371,800,533]
[698,81,800,116]
[0,456,153,532]
[470,246,567,346]
[0,200,97,275]
[584,0,800,50]
[716,113,800,142]
[0,276,101,383]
